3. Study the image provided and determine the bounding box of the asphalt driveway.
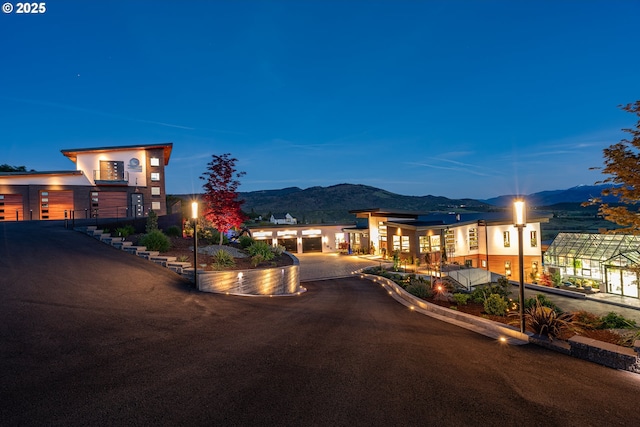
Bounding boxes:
[2,221,640,426]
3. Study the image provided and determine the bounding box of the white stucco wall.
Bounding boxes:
[0,173,92,186]
[486,223,541,256]
[75,149,147,187]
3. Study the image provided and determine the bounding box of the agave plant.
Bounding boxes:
[524,299,574,340]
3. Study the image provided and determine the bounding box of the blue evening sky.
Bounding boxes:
[2,1,639,199]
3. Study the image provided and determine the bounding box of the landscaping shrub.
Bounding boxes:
[165,225,181,237]
[145,210,158,233]
[484,294,508,316]
[571,310,603,330]
[238,235,254,249]
[392,250,401,271]
[140,229,171,252]
[115,224,135,237]
[251,254,265,267]
[272,244,286,256]
[200,227,229,245]
[524,299,573,339]
[247,241,275,261]
[211,249,235,270]
[453,293,470,306]
[523,294,560,312]
[471,280,510,304]
[406,282,432,299]
[599,312,637,329]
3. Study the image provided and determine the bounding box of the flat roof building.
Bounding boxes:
[0,143,172,221]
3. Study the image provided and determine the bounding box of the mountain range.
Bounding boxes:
[232,183,614,224]
[482,184,614,207]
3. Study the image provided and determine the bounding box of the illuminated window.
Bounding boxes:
[503,231,510,247]
[530,230,537,247]
[469,228,478,250]
[392,235,400,251]
[430,235,441,252]
[401,236,409,252]
[150,157,160,167]
[505,261,512,276]
[151,187,161,196]
[445,229,455,253]
[419,236,429,253]
[151,172,160,181]
[151,201,161,210]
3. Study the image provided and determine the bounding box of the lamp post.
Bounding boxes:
[192,201,199,289]
[513,199,527,333]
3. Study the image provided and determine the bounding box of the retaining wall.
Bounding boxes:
[196,253,302,296]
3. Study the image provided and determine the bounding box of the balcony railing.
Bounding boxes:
[93,170,129,184]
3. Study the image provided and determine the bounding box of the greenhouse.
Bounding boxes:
[544,232,640,298]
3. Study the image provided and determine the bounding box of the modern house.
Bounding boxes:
[0,143,172,221]
[270,213,297,225]
[544,232,640,299]
[348,208,551,283]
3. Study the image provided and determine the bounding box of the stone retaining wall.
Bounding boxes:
[195,253,302,296]
[568,336,640,373]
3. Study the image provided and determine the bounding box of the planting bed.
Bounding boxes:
[127,235,293,271]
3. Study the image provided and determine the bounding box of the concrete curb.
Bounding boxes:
[356,272,530,345]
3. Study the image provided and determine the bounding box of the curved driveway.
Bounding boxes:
[1,221,639,426]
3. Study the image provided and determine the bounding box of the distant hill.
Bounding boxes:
[237,183,495,224]
[482,185,616,207]
[172,183,620,225]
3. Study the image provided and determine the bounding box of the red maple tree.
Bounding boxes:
[200,153,247,245]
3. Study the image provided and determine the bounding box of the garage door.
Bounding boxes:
[280,238,298,253]
[41,191,73,220]
[302,237,322,253]
[91,191,128,218]
[0,194,24,221]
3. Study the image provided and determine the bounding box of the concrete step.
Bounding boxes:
[112,240,132,249]
[150,256,177,267]
[123,245,146,255]
[137,250,160,259]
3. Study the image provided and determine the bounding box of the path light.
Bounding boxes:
[513,199,526,333]
[192,201,199,289]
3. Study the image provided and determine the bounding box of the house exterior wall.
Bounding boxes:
[0,144,171,221]
[75,148,148,187]
[386,221,543,282]
[248,224,350,254]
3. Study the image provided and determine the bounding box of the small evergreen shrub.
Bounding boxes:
[247,241,275,261]
[484,294,508,316]
[406,282,432,299]
[211,249,235,270]
[453,293,470,306]
[115,224,135,237]
[165,225,181,237]
[272,244,286,256]
[251,254,265,267]
[145,210,159,233]
[523,294,560,312]
[140,229,171,252]
[471,279,511,304]
[238,235,255,249]
[599,312,637,329]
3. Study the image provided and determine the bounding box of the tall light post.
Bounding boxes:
[513,199,527,333]
[192,201,199,289]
